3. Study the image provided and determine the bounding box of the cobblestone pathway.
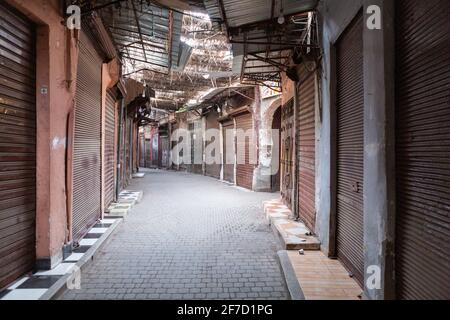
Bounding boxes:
[61,170,289,300]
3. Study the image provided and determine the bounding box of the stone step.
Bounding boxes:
[263,199,320,251]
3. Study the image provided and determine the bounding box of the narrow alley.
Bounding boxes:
[61,170,289,300]
[0,0,449,304]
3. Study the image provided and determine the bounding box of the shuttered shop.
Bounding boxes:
[72,30,102,242]
[395,0,450,300]
[222,120,234,183]
[205,110,221,179]
[335,12,364,287]
[0,3,36,289]
[235,112,254,190]
[104,90,116,209]
[297,67,316,232]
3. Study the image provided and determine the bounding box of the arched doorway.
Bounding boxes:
[271,106,282,192]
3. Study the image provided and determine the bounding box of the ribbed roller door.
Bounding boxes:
[171,122,179,170]
[104,90,116,209]
[72,30,102,242]
[160,136,169,168]
[297,67,316,232]
[205,110,221,179]
[335,12,364,287]
[188,121,202,174]
[235,112,254,190]
[395,0,450,300]
[0,3,36,289]
[222,120,234,183]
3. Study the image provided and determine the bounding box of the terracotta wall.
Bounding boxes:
[6,0,80,267]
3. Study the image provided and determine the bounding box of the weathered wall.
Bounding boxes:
[254,88,282,192]
[6,0,79,268]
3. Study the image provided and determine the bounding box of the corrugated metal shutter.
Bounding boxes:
[235,112,254,190]
[395,0,450,300]
[205,110,221,179]
[139,133,145,168]
[188,121,202,174]
[104,90,116,209]
[297,66,316,232]
[72,30,102,242]
[335,12,364,287]
[281,99,294,209]
[222,120,235,183]
[0,3,36,289]
[160,136,169,168]
[152,133,159,167]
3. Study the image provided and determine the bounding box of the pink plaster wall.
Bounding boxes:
[6,0,79,266]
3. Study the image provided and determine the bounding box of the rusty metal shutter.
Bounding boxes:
[72,30,102,242]
[222,120,235,183]
[395,0,450,300]
[205,110,221,179]
[297,67,316,232]
[0,3,36,289]
[335,12,364,286]
[104,90,116,209]
[235,112,254,190]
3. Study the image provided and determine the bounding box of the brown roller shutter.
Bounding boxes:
[171,122,179,170]
[205,110,221,179]
[188,121,202,174]
[222,120,235,183]
[104,90,116,209]
[0,3,36,289]
[72,30,102,242]
[297,66,316,232]
[235,112,254,190]
[160,136,169,168]
[335,12,364,287]
[395,0,450,300]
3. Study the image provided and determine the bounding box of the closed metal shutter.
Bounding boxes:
[139,133,145,167]
[205,110,221,179]
[72,30,102,242]
[335,12,364,286]
[222,120,235,183]
[160,136,169,168]
[297,67,316,232]
[152,133,159,167]
[235,112,254,190]
[104,90,116,209]
[0,3,36,289]
[395,0,450,300]
[188,121,202,174]
[281,99,294,209]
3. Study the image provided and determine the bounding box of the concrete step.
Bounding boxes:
[263,199,320,251]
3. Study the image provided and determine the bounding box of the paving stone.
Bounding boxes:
[59,170,289,300]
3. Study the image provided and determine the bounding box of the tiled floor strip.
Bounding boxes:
[0,218,119,300]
